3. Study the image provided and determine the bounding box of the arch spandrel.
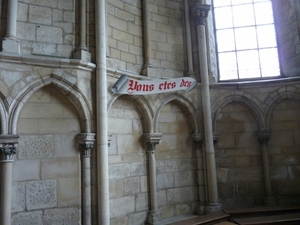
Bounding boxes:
[8,74,93,134]
[107,93,154,133]
[153,93,199,133]
[212,94,264,132]
[264,87,300,130]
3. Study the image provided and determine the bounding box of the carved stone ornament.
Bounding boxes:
[79,143,94,156]
[143,133,163,152]
[192,3,211,26]
[0,143,17,161]
[78,133,95,156]
[0,135,19,162]
[257,130,271,146]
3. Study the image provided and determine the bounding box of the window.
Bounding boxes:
[213,0,280,81]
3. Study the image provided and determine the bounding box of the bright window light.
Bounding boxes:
[213,0,280,81]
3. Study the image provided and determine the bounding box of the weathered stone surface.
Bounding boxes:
[18,135,54,159]
[136,192,149,211]
[167,187,197,204]
[13,160,40,181]
[157,172,174,189]
[57,177,80,207]
[128,211,148,225]
[11,211,43,225]
[26,179,57,210]
[44,207,80,225]
[124,177,139,195]
[11,182,26,213]
[41,158,79,179]
[110,196,135,218]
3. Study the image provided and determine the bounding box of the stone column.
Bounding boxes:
[193,133,207,215]
[184,0,195,77]
[257,130,276,205]
[142,0,155,77]
[192,4,221,212]
[78,133,95,225]
[143,133,163,225]
[73,0,91,61]
[0,135,19,225]
[95,0,110,224]
[2,0,20,54]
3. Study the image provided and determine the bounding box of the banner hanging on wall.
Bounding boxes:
[111,75,197,95]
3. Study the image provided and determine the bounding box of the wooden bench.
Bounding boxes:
[222,205,300,219]
[233,212,300,225]
[166,212,231,225]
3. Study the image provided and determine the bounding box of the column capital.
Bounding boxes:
[143,133,163,152]
[192,3,211,26]
[0,135,19,162]
[78,133,95,156]
[193,132,204,143]
[257,130,271,146]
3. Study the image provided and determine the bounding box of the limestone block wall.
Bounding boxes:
[106,0,186,78]
[108,96,148,225]
[156,102,197,219]
[15,0,76,57]
[211,80,300,208]
[273,0,300,77]
[12,85,81,224]
[269,99,300,205]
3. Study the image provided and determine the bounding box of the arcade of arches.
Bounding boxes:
[0,0,299,225]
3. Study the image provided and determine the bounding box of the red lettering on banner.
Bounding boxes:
[127,80,154,94]
[180,79,192,88]
[159,81,176,90]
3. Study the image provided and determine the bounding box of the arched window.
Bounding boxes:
[213,0,280,81]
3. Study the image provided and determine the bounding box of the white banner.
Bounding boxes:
[111,75,197,95]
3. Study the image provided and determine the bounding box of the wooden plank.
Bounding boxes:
[223,205,300,215]
[167,212,230,225]
[233,212,300,225]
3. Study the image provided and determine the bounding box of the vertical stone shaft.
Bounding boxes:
[257,131,275,205]
[0,135,19,225]
[149,150,158,211]
[79,133,95,225]
[193,133,207,214]
[193,4,219,209]
[184,0,194,75]
[143,133,162,225]
[1,162,13,225]
[6,0,18,38]
[142,0,153,75]
[79,0,87,49]
[2,0,20,53]
[95,0,109,224]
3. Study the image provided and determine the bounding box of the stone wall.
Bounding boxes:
[12,85,81,225]
[107,0,186,78]
[108,95,148,225]
[273,0,300,77]
[16,0,76,57]
[210,80,300,208]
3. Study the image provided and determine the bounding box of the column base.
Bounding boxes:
[73,49,91,62]
[196,202,207,215]
[147,210,162,225]
[205,202,222,213]
[264,197,277,206]
[2,37,20,54]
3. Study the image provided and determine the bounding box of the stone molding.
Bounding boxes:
[0,135,19,162]
[257,130,271,146]
[143,133,163,152]
[192,3,211,26]
[78,133,95,156]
